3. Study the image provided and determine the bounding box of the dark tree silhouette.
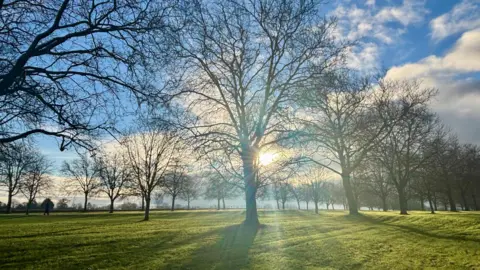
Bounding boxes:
[0,140,35,213]
[20,154,53,215]
[0,0,176,149]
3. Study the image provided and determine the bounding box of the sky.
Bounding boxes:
[330,0,480,145]
[3,0,480,208]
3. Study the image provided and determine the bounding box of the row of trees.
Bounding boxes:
[1,0,479,225]
[0,141,53,214]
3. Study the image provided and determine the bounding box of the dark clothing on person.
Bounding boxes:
[41,199,54,216]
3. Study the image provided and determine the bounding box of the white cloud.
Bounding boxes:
[329,0,428,72]
[430,0,480,41]
[376,0,428,26]
[386,29,480,79]
[346,42,380,71]
[386,28,480,144]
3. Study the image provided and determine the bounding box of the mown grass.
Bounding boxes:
[0,210,479,269]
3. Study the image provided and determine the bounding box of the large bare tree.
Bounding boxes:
[123,122,179,221]
[0,0,176,149]
[170,0,346,225]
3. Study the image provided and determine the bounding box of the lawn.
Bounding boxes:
[0,210,479,269]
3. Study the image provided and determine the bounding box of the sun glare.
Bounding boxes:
[259,152,277,166]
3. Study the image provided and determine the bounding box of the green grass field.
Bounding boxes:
[1,210,479,269]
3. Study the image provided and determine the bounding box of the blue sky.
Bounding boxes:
[4,0,480,207]
[38,0,480,168]
[330,0,480,144]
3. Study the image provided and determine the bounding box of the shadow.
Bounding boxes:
[0,227,85,240]
[183,223,261,269]
[358,214,480,244]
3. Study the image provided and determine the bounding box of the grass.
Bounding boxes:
[0,210,479,269]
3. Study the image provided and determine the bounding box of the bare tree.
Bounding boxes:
[302,168,327,214]
[62,152,100,212]
[95,151,131,213]
[0,140,35,213]
[170,0,346,225]
[455,144,480,211]
[0,0,177,149]
[295,76,437,214]
[180,176,201,210]
[427,135,463,212]
[20,154,53,215]
[163,158,189,211]
[356,159,394,212]
[374,104,439,214]
[123,122,179,221]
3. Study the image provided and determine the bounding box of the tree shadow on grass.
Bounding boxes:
[356,214,480,244]
[0,227,85,240]
[182,223,262,269]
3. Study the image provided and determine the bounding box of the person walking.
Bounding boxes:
[41,198,54,216]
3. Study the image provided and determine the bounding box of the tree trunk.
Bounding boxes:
[83,192,88,212]
[141,194,145,211]
[109,198,114,213]
[398,187,408,215]
[446,188,457,212]
[171,195,176,211]
[6,192,13,214]
[472,193,478,211]
[217,198,220,210]
[461,191,469,211]
[276,198,280,210]
[314,201,319,214]
[341,174,358,215]
[306,201,309,210]
[144,196,151,221]
[187,198,191,210]
[242,151,259,226]
[428,197,435,214]
[332,203,335,210]
[26,200,31,215]
[433,193,438,211]
[282,201,285,210]
[222,197,226,210]
[420,197,425,211]
[296,199,300,210]
[326,203,329,210]
[381,197,388,212]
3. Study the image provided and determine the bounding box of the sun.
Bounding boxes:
[258,152,277,166]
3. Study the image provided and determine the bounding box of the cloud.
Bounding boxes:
[329,0,428,72]
[345,42,380,71]
[430,0,480,41]
[386,28,480,144]
[386,29,480,79]
[375,0,428,26]
[366,0,375,7]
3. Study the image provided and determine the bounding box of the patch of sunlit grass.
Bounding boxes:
[0,210,479,269]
